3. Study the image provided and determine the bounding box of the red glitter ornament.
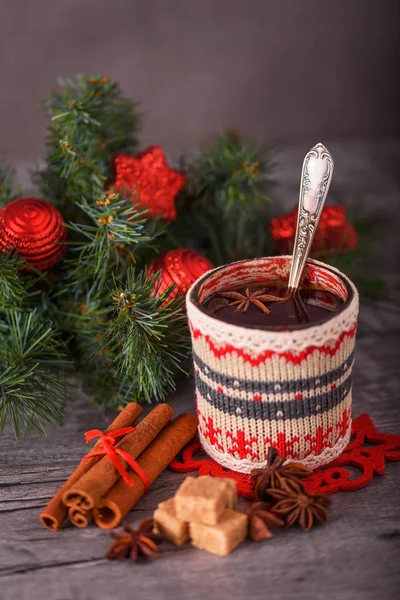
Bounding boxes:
[0,197,67,271]
[113,146,187,221]
[270,205,357,255]
[149,249,214,300]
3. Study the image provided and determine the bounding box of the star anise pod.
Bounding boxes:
[218,287,284,314]
[106,519,162,562]
[251,447,313,501]
[268,482,331,532]
[246,502,285,542]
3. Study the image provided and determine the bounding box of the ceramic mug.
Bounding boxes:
[186,256,359,473]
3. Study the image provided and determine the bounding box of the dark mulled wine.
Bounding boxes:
[202,282,344,328]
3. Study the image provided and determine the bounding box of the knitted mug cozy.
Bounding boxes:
[186,256,359,473]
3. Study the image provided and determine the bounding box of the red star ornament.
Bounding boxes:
[113,146,187,221]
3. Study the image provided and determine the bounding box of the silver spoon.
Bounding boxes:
[287,142,334,295]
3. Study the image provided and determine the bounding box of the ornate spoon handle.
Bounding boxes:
[287,142,334,293]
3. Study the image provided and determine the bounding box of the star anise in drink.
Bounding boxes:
[250,447,313,501]
[268,481,331,532]
[218,287,284,314]
[106,519,162,562]
[246,502,285,542]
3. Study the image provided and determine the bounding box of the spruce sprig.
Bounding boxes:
[0,252,69,439]
[187,131,272,214]
[0,311,68,438]
[62,190,165,297]
[171,131,274,264]
[0,157,19,207]
[0,252,26,310]
[38,74,140,208]
[107,269,190,403]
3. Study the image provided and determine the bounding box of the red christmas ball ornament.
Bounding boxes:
[113,146,187,221]
[0,197,67,271]
[150,249,214,300]
[270,204,357,255]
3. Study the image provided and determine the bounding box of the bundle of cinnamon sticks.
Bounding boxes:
[40,403,197,531]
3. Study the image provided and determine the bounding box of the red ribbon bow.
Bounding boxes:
[83,427,149,489]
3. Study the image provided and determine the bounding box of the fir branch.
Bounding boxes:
[37,74,140,208]
[0,251,47,316]
[61,190,165,297]
[171,131,274,264]
[0,157,19,206]
[187,131,273,214]
[0,311,69,438]
[321,250,388,302]
[106,269,190,403]
[0,252,26,310]
[58,295,120,404]
[309,214,388,302]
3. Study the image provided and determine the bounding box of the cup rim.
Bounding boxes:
[188,256,355,332]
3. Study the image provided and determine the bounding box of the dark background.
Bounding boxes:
[1,0,399,162]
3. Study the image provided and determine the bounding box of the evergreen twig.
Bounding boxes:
[61,190,165,297]
[0,252,26,310]
[0,311,68,438]
[170,131,274,264]
[106,269,190,403]
[37,74,141,211]
[0,157,19,206]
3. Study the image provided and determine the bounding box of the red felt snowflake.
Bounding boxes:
[113,146,187,221]
[170,414,400,499]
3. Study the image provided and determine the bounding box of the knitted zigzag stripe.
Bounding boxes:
[187,256,359,473]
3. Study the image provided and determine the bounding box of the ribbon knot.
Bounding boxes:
[83,427,149,489]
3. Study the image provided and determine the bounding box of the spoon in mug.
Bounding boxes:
[286,142,334,321]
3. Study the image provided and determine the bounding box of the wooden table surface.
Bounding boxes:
[1,142,400,600]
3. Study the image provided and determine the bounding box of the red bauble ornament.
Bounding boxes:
[270,205,357,255]
[0,197,67,271]
[113,146,187,221]
[150,249,214,300]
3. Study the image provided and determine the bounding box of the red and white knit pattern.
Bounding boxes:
[187,256,359,473]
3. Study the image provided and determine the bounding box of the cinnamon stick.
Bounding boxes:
[63,403,174,510]
[93,413,198,529]
[68,505,92,528]
[39,402,143,531]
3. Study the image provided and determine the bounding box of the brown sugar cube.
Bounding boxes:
[223,478,237,509]
[189,509,248,556]
[153,498,189,546]
[175,476,233,525]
